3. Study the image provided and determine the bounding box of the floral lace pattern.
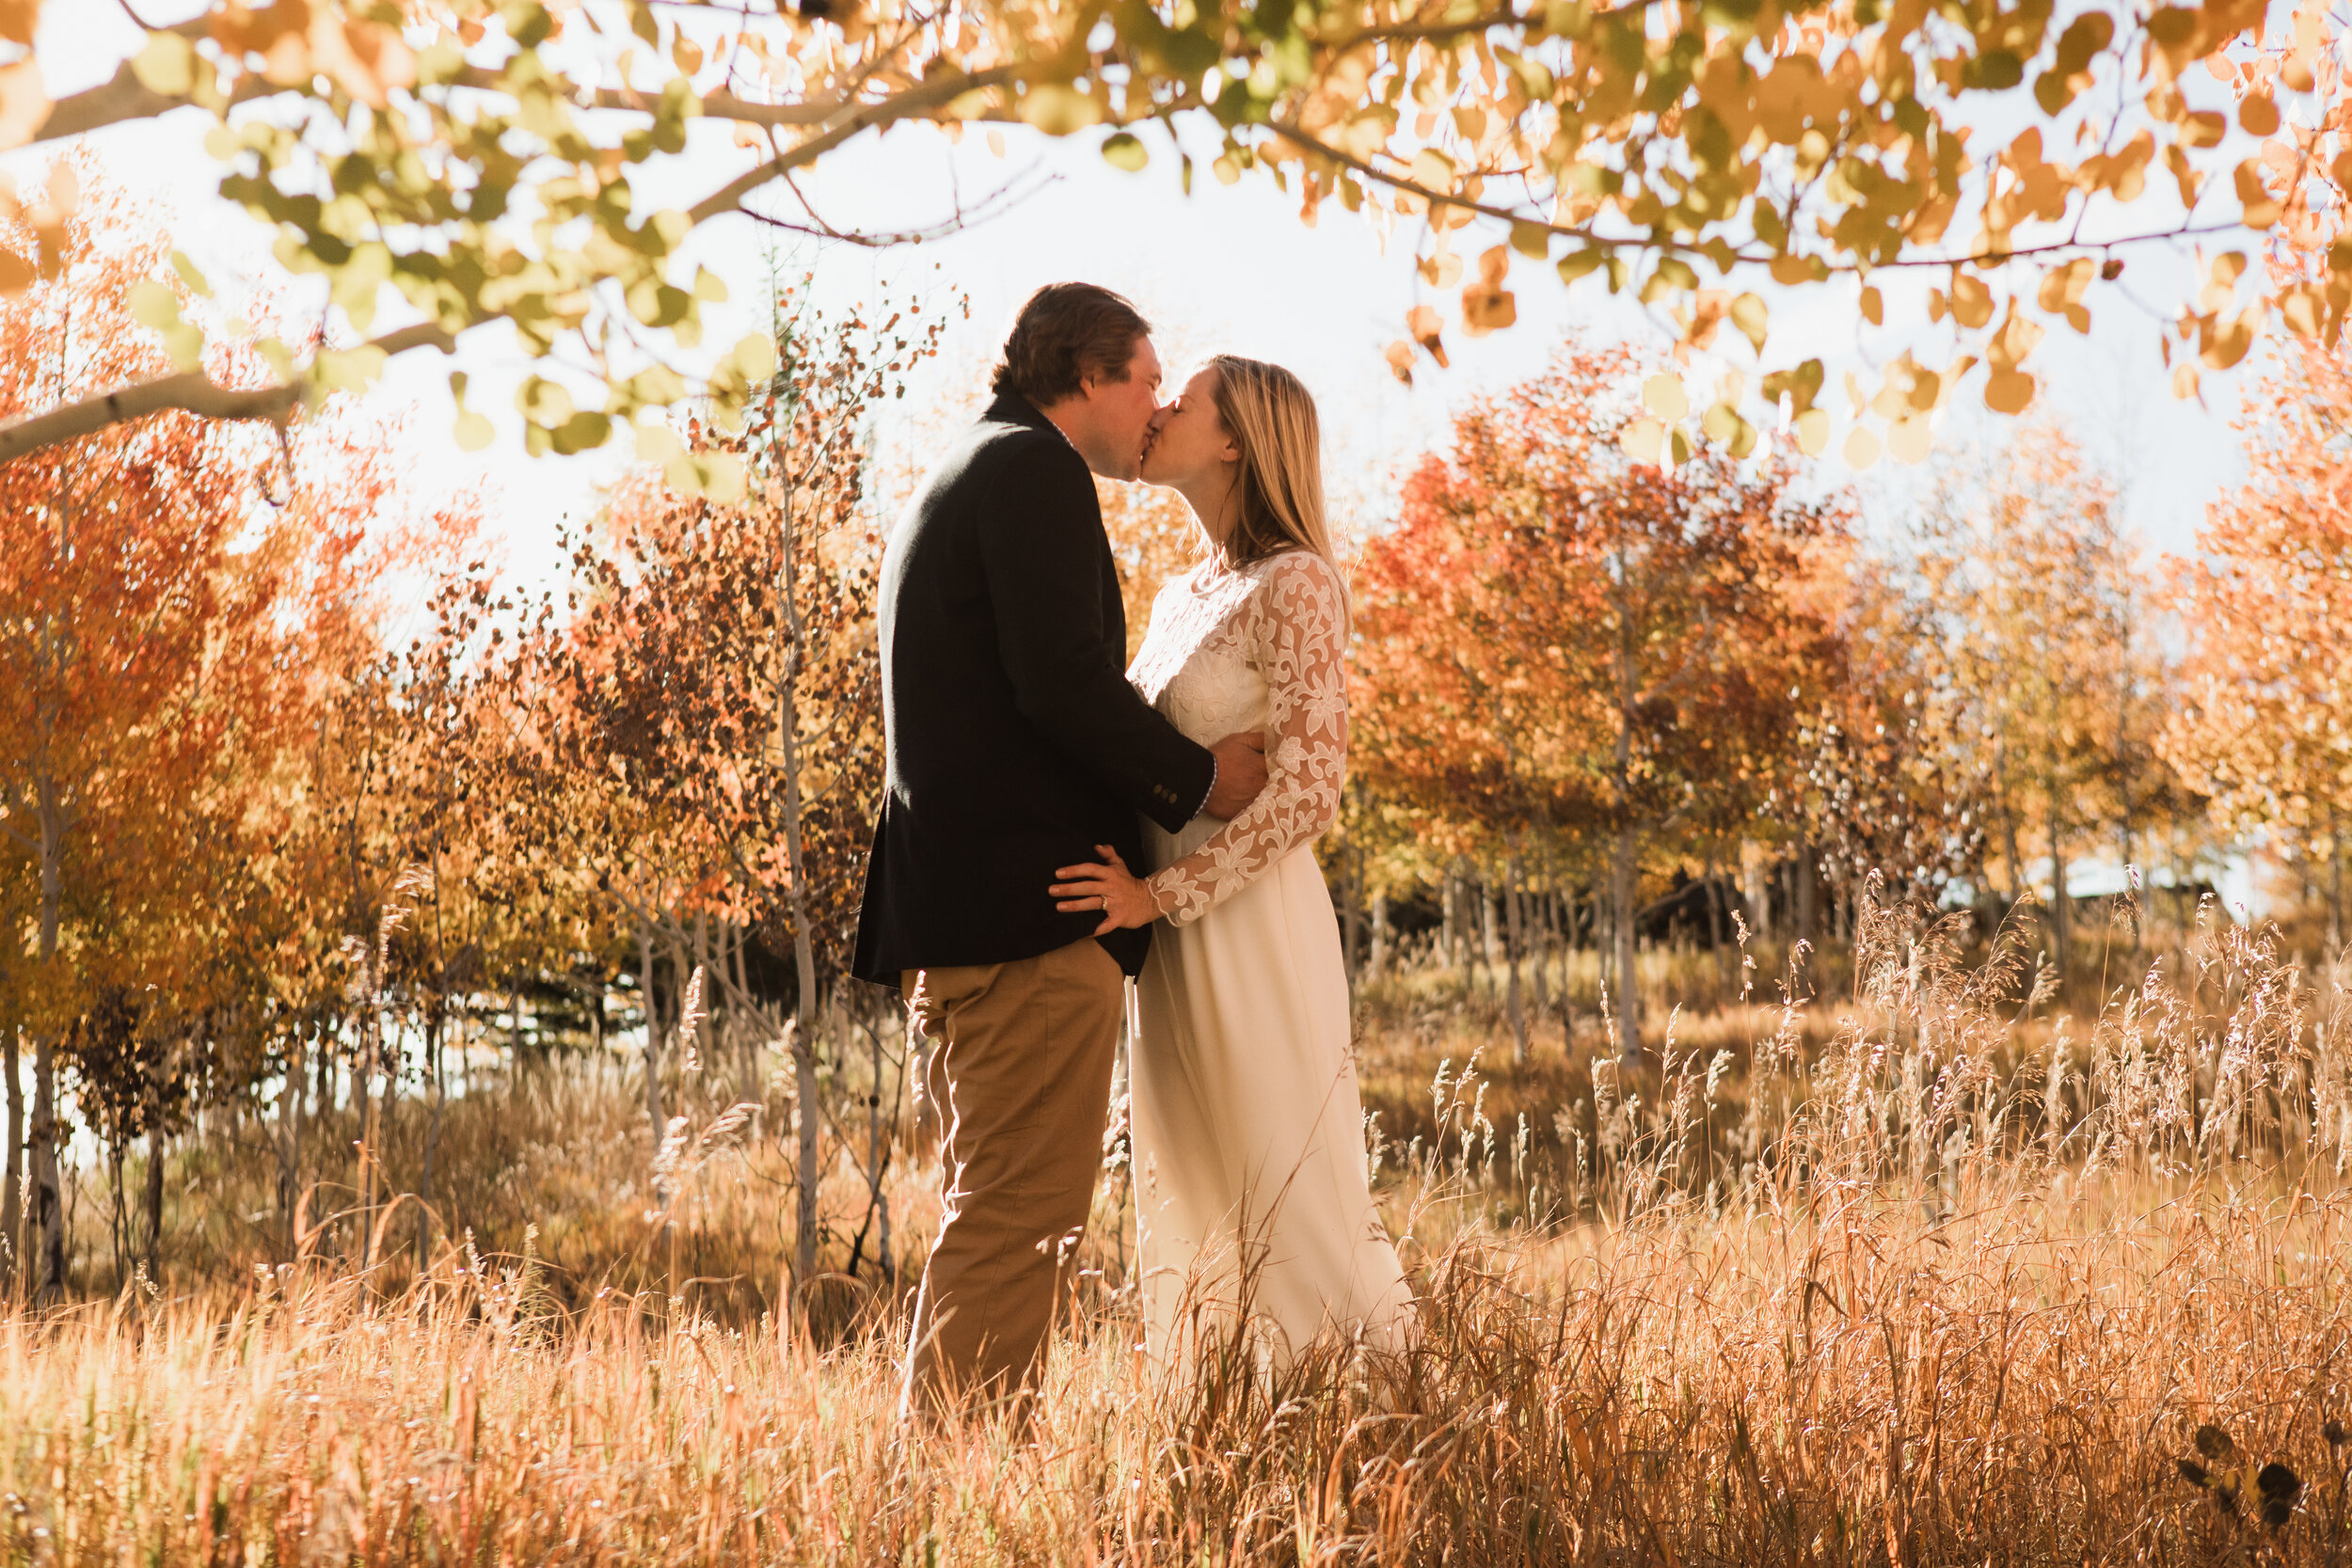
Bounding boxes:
[1126,550,1348,927]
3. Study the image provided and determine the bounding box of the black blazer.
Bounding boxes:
[850,394,1216,982]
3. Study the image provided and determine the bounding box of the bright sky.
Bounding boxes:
[24,3,2258,588]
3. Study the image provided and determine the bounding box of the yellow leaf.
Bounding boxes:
[633,417,684,465]
[1384,340,1416,384]
[1770,255,1814,286]
[1620,417,1665,464]
[1860,286,1883,325]
[1843,425,1882,469]
[0,0,39,47]
[700,451,747,503]
[2235,161,2279,228]
[313,343,386,393]
[2240,94,2280,135]
[129,31,196,98]
[730,331,776,382]
[1017,85,1099,135]
[169,250,212,299]
[2201,307,2259,370]
[1726,413,1758,459]
[1794,407,1832,455]
[126,279,182,331]
[1703,401,1740,442]
[2282,286,2324,338]
[1411,148,1457,190]
[1889,415,1933,464]
[1643,373,1690,420]
[1730,293,1768,352]
[2172,363,2200,399]
[987,129,1008,159]
[1984,369,2036,413]
[454,410,496,451]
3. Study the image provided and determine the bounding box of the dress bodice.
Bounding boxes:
[1128,557,1276,747]
[1123,550,1349,927]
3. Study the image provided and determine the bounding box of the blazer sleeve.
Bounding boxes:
[975,436,1216,833]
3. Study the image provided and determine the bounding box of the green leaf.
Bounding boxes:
[1557,248,1605,283]
[550,411,612,454]
[169,250,212,299]
[126,279,182,331]
[1101,132,1149,172]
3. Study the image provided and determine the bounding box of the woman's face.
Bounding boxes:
[1138,366,1238,491]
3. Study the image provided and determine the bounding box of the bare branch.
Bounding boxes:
[35,43,838,148]
[686,63,1025,226]
[0,322,453,467]
[450,68,839,128]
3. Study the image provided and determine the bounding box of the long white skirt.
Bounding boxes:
[1132,831,1414,1370]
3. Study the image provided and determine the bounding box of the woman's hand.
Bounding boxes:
[1049,845,1160,935]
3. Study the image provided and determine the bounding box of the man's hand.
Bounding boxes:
[1201,731,1268,819]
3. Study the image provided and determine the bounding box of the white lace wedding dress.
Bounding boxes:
[1126,548,1414,1367]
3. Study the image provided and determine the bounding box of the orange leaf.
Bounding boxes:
[0,57,48,151]
[1985,370,2036,413]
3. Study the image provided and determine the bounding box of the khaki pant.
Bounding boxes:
[900,937,1123,1419]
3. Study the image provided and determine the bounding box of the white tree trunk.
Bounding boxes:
[1611,829,1642,1065]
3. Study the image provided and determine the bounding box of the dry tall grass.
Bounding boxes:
[5,893,2350,1563]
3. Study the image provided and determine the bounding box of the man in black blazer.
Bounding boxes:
[852,283,1266,1419]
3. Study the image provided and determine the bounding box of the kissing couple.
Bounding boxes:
[852,282,1415,1422]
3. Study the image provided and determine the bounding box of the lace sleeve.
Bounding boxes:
[1144,552,1347,927]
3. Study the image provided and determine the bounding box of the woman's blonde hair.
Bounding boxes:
[1204,354,1340,571]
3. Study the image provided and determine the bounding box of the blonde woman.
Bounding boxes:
[1048,355,1414,1367]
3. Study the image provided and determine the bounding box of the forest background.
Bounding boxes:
[7,150,2345,1304]
[2,0,2352,1557]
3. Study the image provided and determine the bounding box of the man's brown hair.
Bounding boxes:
[991,283,1152,408]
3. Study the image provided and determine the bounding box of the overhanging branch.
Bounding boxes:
[686,63,1027,225]
[0,321,453,467]
[35,47,838,147]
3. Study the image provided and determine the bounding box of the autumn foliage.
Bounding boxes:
[6,160,2352,1316]
[2164,334,2352,951]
